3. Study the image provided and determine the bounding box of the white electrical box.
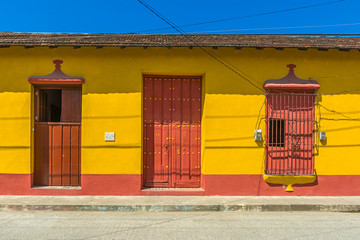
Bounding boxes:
[319,132,326,141]
[105,132,115,142]
[254,129,262,142]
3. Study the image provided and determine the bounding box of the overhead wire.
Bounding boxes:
[315,72,360,79]
[238,33,360,36]
[319,103,353,119]
[318,95,360,123]
[321,88,360,96]
[320,118,360,121]
[139,0,357,127]
[319,97,360,122]
[185,22,360,34]
[135,0,345,33]
[137,0,265,93]
[137,0,360,128]
[255,95,267,129]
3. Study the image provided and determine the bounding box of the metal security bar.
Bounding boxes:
[265,92,316,175]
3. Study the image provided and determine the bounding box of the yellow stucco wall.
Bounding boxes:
[0,46,360,175]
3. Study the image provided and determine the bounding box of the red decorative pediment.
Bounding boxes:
[28,60,85,85]
[263,64,319,90]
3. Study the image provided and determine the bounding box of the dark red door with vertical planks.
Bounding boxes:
[143,75,201,188]
[34,88,81,186]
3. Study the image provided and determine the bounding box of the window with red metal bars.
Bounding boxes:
[268,119,285,147]
[265,92,316,176]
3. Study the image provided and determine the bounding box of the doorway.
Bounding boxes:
[33,87,81,186]
[143,75,202,188]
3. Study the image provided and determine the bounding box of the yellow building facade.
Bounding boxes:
[1,34,360,195]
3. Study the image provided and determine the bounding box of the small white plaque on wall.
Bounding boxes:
[105,132,115,142]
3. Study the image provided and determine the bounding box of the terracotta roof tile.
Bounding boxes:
[0,32,359,49]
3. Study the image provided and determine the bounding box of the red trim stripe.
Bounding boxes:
[1,174,360,196]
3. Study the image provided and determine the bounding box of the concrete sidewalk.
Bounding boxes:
[0,196,360,212]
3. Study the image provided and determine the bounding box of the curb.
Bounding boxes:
[1,204,360,212]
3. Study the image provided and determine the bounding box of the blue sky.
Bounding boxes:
[1,0,359,35]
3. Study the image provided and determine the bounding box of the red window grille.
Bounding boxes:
[263,64,320,176]
[265,92,316,175]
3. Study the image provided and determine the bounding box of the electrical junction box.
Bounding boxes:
[105,132,115,142]
[254,129,262,142]
[319,132,326,141]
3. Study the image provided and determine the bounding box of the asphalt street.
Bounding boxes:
[1,211,360,240]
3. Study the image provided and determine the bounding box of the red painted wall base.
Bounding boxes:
[1,173,360,196]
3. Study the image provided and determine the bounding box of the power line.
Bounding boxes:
[321,89,360,96]
[315,72,360,79]
[319,104,353,119]
[185,22,360,34]
[320,118,360,121]
[137,0,265,93]
[136,0,346,33]
[255,96,266,129]
[243,34,360,36]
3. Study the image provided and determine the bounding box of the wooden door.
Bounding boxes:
[34,88,81,186]
[143,76,201,188]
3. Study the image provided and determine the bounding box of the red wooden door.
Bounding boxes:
[34,88,81,186]
[143,76,201,188]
